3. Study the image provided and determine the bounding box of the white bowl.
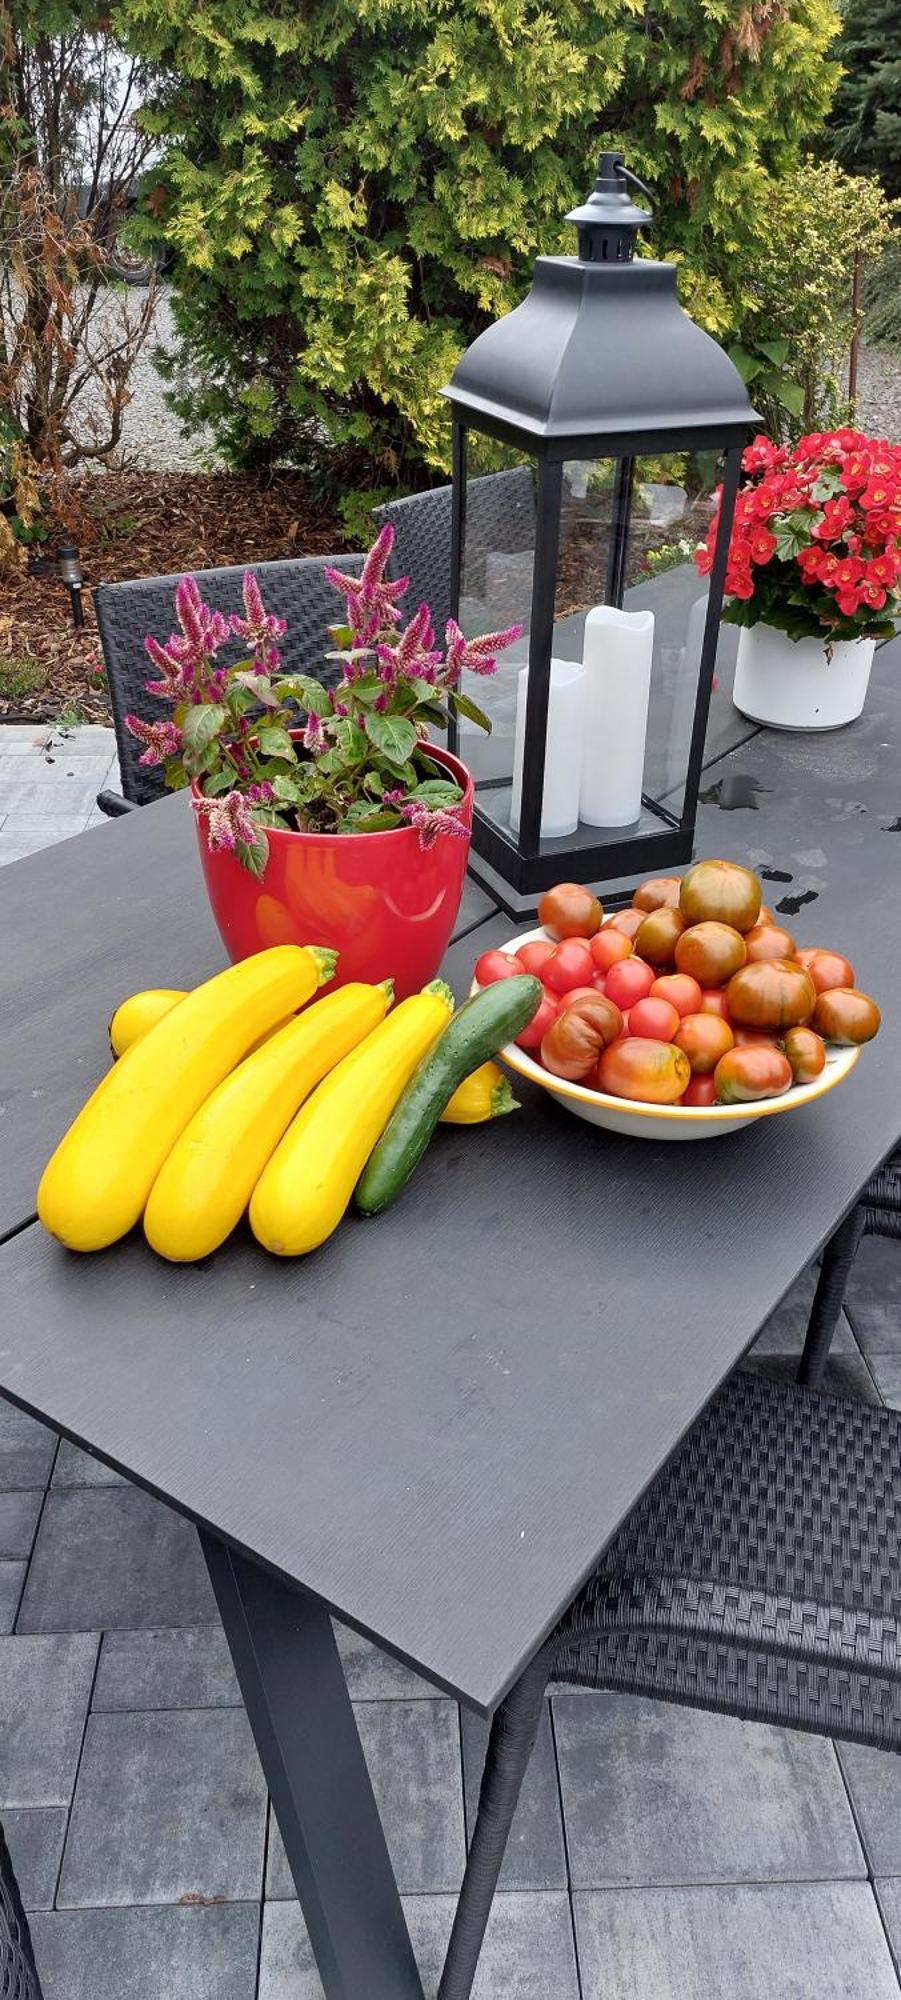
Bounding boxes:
[477,928,860,1142]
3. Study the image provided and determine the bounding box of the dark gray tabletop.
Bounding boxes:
[1,642,899,1713]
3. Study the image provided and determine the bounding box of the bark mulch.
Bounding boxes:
[0,471,347,725]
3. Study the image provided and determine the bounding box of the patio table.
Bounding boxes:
[0,632,899,1999]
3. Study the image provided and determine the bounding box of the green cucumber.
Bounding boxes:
[355,973,542,1215]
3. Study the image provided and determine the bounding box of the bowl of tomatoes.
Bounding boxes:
[471,864,880,1142]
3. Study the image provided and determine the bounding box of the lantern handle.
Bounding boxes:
[614,161,655,217]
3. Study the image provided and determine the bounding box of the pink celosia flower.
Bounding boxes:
[192,790,259,853]
[123,714,183,766]
[399,799,468,850]
[376,602,442,684]
[229,571,287,670]
[443,618,523,681]
[324,525,409,644]
[303,712,326,753]
[143,576,229,699]
[245,781,275,804]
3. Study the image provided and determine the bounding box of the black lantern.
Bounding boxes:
[57,543,85,629]
[443,152,756,913]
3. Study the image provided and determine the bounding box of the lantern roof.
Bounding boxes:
[444,153,755,454]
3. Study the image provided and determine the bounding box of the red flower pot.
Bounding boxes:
[194,744,473,1002]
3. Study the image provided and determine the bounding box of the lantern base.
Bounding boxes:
[467,794,696,916]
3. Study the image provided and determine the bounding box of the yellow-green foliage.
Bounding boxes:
[113,0,841,482]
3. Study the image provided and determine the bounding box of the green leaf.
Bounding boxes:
[757,336,790,367]
[413,700,450,730]
[270,772,305,805]
[449,689,492,733]
[234,828,269,881]
[771,376,805,417]
[331,716,368,760]
[182,703,227,753]
[339,803,403,831]
[203,767,239,797]
[364,712,418,762]
[275,675,331,718]
[256,722,296,760]
[231,670,279,708]
[409,778,462,805]
[726,343,763,385]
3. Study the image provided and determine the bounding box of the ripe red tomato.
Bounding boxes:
[675,921,747,987]
[591,971,608,994]
[714,1045,793,1103]
[632,875,682,913]
[782,1025,827,1083]
[682,1074,717,1108]
[699,987,731,1020]
[649,972,703,1019]
[743,922,797,963]
[543,938,596,995]
[474,949,520,986]
[558,986,600,1010]
[796,947,856,995]
[732,1026,781,1048]
[603,907,645,941]
[812,988,881,1045]
[673,1012,734,1074]
[628,996,681,1042]
[597,1037,691,1104]
[679,858,761,934]
[605,957,657,1011]
[538,883,603,940]
[727,959,816,1031]
[515,939,555,978]
[633,906,685,969]
[515,989,558,1051]
[590,928,632,974]
[540,994,623,1078]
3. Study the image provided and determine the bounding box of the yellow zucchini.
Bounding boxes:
[439,1061,519,1124]
[38,944,335,1253]
[109,988,186,1057]
[144,982,392,1263]
[250,979,453,1256]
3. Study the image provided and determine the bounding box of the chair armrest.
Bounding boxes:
[95,790,139,818]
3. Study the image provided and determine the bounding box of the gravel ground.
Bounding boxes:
[855,344,901,442]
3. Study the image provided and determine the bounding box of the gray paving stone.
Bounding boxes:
[867,1352,901,1409]
[267,1698,465,1899]
[742,1348,880,1402]
[0,1560,25,1631]
[573,1882,899,1999]
[0,818,89,863]
[335,1621,438,1699]
[0,1400,56,1488]
[58,1707,267,1907]
[258,1891,579,2000]
[94,1624,240,1711]
[31,1902,260,2000]
[3,1807,67,1911]
[51,1438,129,1486]
[0,1489,43,1558]
[750,1262,856,1356]
[876,1879,901,1978]
[18,1486,216,1632]
[0,752,113,782]
[846,1235,901,1355]
[553,1693,865,1889]
[838,1743,901,1874]
[0,777,100,816]
[0,1633,98,1806]
[461,1702,567,1892]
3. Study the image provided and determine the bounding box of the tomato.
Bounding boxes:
[743,922,797,963]
[538,883,603,940]
[796,947,856,995]
[732,1026,781,1048]
[699,987,730,1020]
[605,957,657,1011]
[590,928,632,974]
[783,1025,827,1084]
[474,949,520,985]
[679,858,762,934]
[558,986,600,1010]
[541,994,623,1078]
[714,1045,793,1103]
[629,997,681,1042]
[673,1012,734,1075]
[682,1074,717,1108]
[650,972,703,1019]
[675,921,747,987]
[591,971,609,993]
[543,938,596,995]
[598,1037,691,1105]
[515,939,555,978]
[633,906,685,970]
[757,905,776,927]
[603,907,645,941]
[727,958,816,1031]
[515,989,558,1051]
[812,987,881,1045]
[632,875,682,913]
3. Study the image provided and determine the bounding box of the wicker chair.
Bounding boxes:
[93,553,364,813]
[797,1146,901,1386]
[374,467,536,639]
[437,1367,901,2000]
[0,1821,43,1998]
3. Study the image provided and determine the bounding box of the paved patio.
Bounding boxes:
[2,726,901,1998]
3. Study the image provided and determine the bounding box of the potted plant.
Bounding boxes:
[126,525,520,997]
[696,430,900,730]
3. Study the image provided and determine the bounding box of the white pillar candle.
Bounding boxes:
[510,657,585,840]
[579,605,655,828]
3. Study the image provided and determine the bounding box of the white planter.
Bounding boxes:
[733,622,876,731]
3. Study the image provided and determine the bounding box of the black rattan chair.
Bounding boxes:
[374,467,536,640]
[94,553,364,814]
[437,1367,901,2000]
[797,1147,901,1387]
[0,1821,43,1998]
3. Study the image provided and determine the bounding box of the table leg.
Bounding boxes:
[201,1532,424,2000]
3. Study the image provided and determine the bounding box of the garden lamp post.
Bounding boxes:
[443,151,756,913]
[57,544,84,629]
